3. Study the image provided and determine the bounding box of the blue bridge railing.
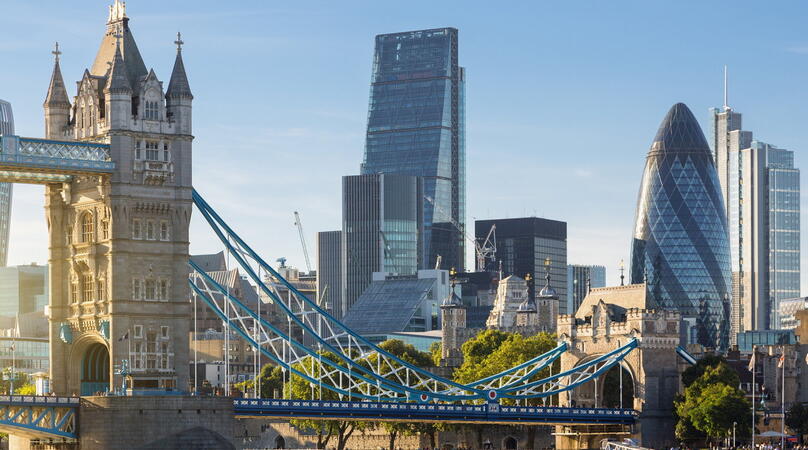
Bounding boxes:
[234,398,638,425]
[0,135,114,182]
[0,395,79,440]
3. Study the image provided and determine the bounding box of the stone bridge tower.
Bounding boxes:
[45,0,192,395]
[555,284,682,449]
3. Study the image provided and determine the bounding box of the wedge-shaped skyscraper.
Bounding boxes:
[630,103,732,350]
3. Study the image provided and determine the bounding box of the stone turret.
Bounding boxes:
[44,43,71,139]
[104,40,132,130]
[165,33,193,135]
[440,288,466,367]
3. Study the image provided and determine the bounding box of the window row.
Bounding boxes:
[132,219,170,241]
[144,100,160,121]
[71,276,105,303]
[132,278,171,301]
[132,325,170,340]
[135,140,170,162]
[75,212,110,244]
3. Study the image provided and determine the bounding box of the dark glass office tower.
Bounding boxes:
[361,28,466,271]
[630,103,732,350]
[341,174,424,315]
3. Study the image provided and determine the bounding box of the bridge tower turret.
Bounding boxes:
[43,44,71,139]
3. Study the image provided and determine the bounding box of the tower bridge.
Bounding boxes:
[0,2,689,448]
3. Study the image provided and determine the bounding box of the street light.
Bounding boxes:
[732,421,737,448]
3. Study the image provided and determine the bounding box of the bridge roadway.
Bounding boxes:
[234,398,638,426]
[0,395,78,442]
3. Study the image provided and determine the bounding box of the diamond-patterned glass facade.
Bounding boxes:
[630,103,732,350]
[361,28,466,271]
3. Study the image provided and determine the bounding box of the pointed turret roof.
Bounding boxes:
[649,103,711,157]
[166,34,192,99]
[90,1,147,86]
[105,41,131,93]
[44,46,70,108]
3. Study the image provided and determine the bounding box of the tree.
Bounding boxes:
[675,362,750,445]
[452,330,557,450]
[689,383,751,443]
[286,351,371,450]
[681,354,728,387]
[235,364,284,398]
[785,403,808,443]
[428,341,442,367]
[16,384,36,395]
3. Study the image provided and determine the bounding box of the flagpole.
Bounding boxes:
[751,345,755,448]
[781,347,785,450]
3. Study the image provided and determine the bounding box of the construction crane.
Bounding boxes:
[293,211,312,273]
[424,196,497,271]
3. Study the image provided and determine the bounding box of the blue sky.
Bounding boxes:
[1,1,808,289]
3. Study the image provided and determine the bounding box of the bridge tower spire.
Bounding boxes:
[44,42,71,139]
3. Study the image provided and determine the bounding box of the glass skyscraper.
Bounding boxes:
[341,174,424,315]
[361,28,466,272]
[475,217,567,314]
[0,99,14,267]
[711,102,800,335]
[567,264,606,315]
[630,103,732,350]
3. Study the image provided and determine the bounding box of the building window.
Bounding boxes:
[160,221,169,241]
[146,221,155,240]
[134,342,142,353]
[161,326,169,339]
[133,325,143,339]
[133,279,142,300]
[145,279,157,301]
[82,272,94,302]
[159,279,169,301]
[134,359,141,369]
[163,143,170,162]
[132,219,142,240]
[144,101,159,121]
[81,212,94,243]
[101,220,109,240]
[145,141,160,161]
[97,280,105,302]
[71,282,79,303]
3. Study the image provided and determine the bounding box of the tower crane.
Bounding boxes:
[293,211,312,273]
[423,196,496,271]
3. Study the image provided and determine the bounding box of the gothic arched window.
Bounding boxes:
[81,212,94,243]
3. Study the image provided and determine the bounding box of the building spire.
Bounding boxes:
[166,32,193,99]
[723,65,729,111]
[44,43,70,108]
[105,34,131,93]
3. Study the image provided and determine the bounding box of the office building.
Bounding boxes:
[711,100,800,334]
[567,264,606,315]
[0,99,14,266]
[630,103,732,350]
[474,217,567,314]
[361,28,466,272]
[317,231,342,317]
[0,264,48,318]
[341,174,423,315]
[779,296,808,330]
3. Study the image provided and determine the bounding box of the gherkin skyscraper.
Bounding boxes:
[630,103,732,350]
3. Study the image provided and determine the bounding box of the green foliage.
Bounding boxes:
[681,354,727,387]
[453,330,556,387]
[688,383,750,440]
[0,369,29,395]
[235,364,284,398]
[16,384,36,395]
[785,402,808,439]
[428,341,442,367]
[675,359,750,444]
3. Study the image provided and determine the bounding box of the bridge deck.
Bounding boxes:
[234,398,637,425]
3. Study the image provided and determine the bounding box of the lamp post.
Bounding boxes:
[732,421,736,448]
